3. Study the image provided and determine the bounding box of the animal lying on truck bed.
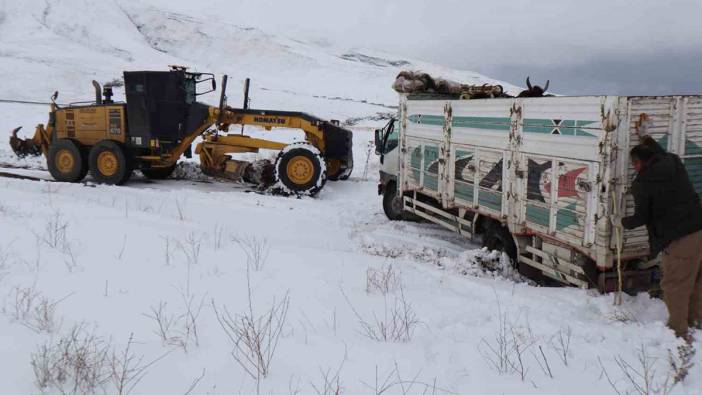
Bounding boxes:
[376,74,702,293]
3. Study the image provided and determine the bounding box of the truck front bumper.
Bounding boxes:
[378,171,397,196]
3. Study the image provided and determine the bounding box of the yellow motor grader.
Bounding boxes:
[9,66,353,195]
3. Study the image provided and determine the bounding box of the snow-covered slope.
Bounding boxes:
[0,0,518,123]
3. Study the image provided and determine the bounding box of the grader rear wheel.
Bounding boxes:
[275,143,327,196]
[47,139,87,183]
[89,140,132,185]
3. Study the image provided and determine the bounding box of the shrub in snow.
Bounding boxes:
[4,285,62,333]
[143,295,205,353]
[212,268,290,387]
[31,324,111,394]
[233,235,270,272]
[31,325,163,395]
[599,343,689,395]
[478,297,537,381]
[0,244,12,282]
[345,286,419,343]
[366,264,401,295]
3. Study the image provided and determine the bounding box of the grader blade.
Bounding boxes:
[200,156,276,186]
[10,127,42,158]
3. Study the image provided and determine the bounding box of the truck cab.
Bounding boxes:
[375,117,404,220]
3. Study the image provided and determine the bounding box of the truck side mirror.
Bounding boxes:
[374,129,383,155]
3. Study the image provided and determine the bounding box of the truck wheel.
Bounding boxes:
[47,139,87,182]
[382,182,405,221]
[275,143,326,196]
[89,140,132,185]
[482,222,518,264]
[141,164,177,180]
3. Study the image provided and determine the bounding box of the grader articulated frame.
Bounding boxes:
[10,67,353,195]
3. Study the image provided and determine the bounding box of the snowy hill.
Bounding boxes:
[0,0,517,122]
[1,1,701,395]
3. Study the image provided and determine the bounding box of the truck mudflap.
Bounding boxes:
[597,267,661,294]
[518,241,661,293]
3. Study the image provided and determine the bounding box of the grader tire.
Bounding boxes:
[89,140,132,185]
[274,143,326,196]
[47,139,87,183]
[141,164,177,180]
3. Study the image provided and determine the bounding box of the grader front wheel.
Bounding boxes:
[274,143,327,196]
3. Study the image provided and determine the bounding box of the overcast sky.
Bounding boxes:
[178,0,702,95]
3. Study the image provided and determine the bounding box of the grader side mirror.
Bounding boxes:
[195,73,217,96]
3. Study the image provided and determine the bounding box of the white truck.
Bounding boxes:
[376,93,702,292]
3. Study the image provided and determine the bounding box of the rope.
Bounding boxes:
[0,99,53,106]
[611,188,624,305]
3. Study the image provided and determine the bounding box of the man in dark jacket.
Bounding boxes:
[618,136,702,337]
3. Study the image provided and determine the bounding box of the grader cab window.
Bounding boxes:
[184,77,196,105]
[124,70,205,145]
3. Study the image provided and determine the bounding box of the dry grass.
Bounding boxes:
[345,286,419,343]
[361,362,458,395]
[550,326,572,367]
[3,285,67,333]
[31,324,111,394]
[233,235,270,271]
[599,343,691,395]
[212,266,290,393]
[31,326,165,395]
[366,264,401,295]
[143,294,205,353]
[0,243,12,282]
[478,297,537,382]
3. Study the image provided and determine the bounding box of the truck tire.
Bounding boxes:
[141,164,177,180]
[482,221,547,281]
[382,182,405,221]
[89,140,132,185]
[482,222,518,263]
[275,143,326,196]
[47,139,87,183]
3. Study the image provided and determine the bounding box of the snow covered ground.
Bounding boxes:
[1,118,701,394]
[1,1,702,394]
